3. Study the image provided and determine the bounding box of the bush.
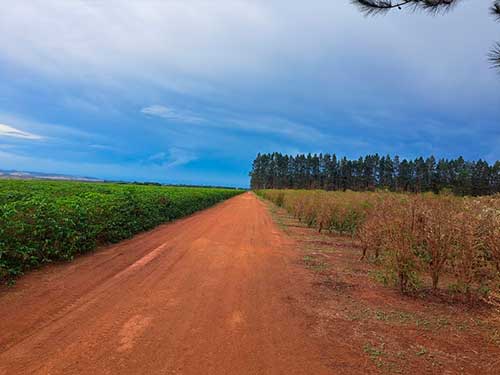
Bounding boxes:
[0,180,243,282]
[258,189,373,235]
[257,189,500,300]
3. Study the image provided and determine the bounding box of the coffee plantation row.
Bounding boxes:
[0,180,243,281]
[257,189,500,300]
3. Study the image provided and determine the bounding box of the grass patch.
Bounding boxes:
[303,255,329,272]
[363,342,386,368]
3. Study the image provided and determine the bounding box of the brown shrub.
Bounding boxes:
[257,189,499,300]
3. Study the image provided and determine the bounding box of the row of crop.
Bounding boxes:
[0,180,115,205]
[0,180,168,205]
[259,190,376,235]
[0,181,242,281]
[257,189,500,299]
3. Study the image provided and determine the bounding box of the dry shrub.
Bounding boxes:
[373,196,424,294]
[317,195,362,234]
[349,195,426,294]
[476,196,500,274]
[358,194,395,260]
[261,190,373,235]
[257,189,499,300]
[360,194,499,299]
[419,195,459,290]
[449,200,499,301]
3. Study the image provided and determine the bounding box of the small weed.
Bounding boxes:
[394,311,413,323]
[416,318,432,330]
[303,255,315,265]
[436,317,450,329]
[268,208,289,233]
[303,255,328,272]
[310,263,329,272]
[363,343,385,358]
[372,309,414,325]
[456,321,469,331]
[363,343,385,368]
[489,329,500,346]
[375,310,389,321]
[395,351,407,360]
[346,307,371,322]
[416,346,428,356]
[370,270,390,287]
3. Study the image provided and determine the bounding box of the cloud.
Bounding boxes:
[0,112,107,145]
[1,1,498,109]
[89,144,117,151]
[63,97,101,113]
[146,148,197,168]
[225,116,326,142]
[0,123,43,140]
[141,105,203,123]
[141,104,326,142]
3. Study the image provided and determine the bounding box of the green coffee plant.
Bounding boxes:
[0,180,242,282]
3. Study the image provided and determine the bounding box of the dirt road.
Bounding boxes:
[0,192,333,375]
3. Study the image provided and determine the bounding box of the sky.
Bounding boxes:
[0,0,499,188]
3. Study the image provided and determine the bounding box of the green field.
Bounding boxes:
[0,180,243,281]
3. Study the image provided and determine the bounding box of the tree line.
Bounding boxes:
[249,153,500,195]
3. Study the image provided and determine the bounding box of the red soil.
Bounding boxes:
[0,192,334,374]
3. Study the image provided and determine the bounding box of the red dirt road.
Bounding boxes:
[0,192,333,375]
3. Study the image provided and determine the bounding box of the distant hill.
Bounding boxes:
[0,169,104,182]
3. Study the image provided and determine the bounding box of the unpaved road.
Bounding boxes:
[0,192,332,375]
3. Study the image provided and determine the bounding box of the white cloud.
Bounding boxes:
[0,123,43,140]
[0,112,105,144]
[226,116,325,142]
[165,148,197,168]
[146,148,197,168]
[89,144,117,151]
[0,0,497,108]
[141,104,326,142]
[141,105,203,123]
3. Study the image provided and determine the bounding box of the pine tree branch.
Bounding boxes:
[351,1,414,16]
[351,0,459,16]
[492,1,500,21]
[489,42,500,70]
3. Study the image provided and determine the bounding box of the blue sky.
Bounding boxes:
[0,0,499,187]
